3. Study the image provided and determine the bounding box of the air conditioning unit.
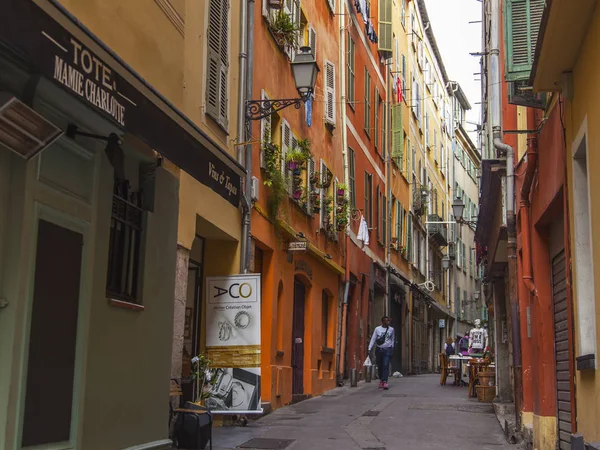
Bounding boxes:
[251,176,259,202]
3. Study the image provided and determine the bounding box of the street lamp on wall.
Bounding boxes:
[245,46,319,121]
[452,197,477,231]
[441,255,451,270]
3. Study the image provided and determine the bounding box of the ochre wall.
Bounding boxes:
[565,4,600,441]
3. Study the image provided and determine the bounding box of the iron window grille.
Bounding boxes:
[106,179,144,303]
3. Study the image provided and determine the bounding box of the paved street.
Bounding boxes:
[209,374,513,450]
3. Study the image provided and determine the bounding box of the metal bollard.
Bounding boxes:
[365,366,372,382]
[350,369,358,387]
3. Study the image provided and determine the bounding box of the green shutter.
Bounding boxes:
[391,104,403,167]
[505,0,545,81]
[407,215,413,262]
[379,0,392,53]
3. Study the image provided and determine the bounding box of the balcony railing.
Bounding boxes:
[427,214,448,247]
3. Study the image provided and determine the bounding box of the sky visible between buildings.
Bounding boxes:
[424,0,483,144]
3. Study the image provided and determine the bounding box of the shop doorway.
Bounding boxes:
[292,279,306,395]
[22,219,83,447]
[181,236,204,402]
[552,250,571,450]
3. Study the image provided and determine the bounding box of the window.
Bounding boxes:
[364,68,371,136]
[406,214,413,262]
[364,172,373,226]
[376,186,381,241]
[349,148,356,209]
[391,104,403,168]
[307,24,317,58]
[504,0,545,81]
[378,0,392,53]
[374,94,380,152]
[382,194,387,245]
[322,290,330,347]
[324,60,336,125]
[347,33,355,108]
[401,0,406,29]
[107,180,144,303]
[205,0,230,129]
[401,54,407,102]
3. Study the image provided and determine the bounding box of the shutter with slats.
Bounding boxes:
[407,215,413,263]
[333,178,338,232]
[281,120,291,192]
[378,0,392,53]
[395,200,401,250]
[260,90,272,169]
[325,61,336,124]
[308,25,317,58]
[392,104,403,168]
[206,0,229,128]
[327,0,335,13]
[320,160,326,228]
[506,0,545,79]
[374,95,379,151]
[308,158,315,214]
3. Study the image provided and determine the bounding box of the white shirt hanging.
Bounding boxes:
[357,214,370,245]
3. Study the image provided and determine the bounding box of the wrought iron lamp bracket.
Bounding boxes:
[246,98,304,121]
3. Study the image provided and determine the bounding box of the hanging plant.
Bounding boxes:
[286,148,309,170]
[318,170,333,189]
[269,10,299,52]
[262,143,288,220]
[310,171,320,185]
[336,183,348,197]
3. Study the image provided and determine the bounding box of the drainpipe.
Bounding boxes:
[490,0,522,430]
[240,0,255,273]
[521,137,538,295]
[337,0,351,383]
[386,59,393,318]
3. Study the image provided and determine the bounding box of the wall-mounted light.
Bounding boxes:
[0,94,62,159]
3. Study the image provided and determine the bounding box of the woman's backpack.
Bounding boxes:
[445,343,455,356]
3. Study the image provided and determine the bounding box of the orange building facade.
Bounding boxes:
[250,0,345,408]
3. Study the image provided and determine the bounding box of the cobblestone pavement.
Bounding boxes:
[204,374,515,450]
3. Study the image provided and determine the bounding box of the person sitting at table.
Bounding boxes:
[444,337,455,356]
[458,335,470,356]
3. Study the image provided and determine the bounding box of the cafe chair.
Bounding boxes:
[439,354,459,386]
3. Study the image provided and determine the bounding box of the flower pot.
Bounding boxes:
[336,224,345,231]
[477,371,496,387]
[337,189,345,196]
[293,168,301,176]
[287,161,298,170]
[292,191,302,200]
[312,206,321,214]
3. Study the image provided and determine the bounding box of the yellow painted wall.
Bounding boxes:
[532,415,557,450]
[565,5,600,442]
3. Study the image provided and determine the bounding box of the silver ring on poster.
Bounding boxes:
[234,311,251,329]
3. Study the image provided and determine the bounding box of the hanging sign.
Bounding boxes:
[288,241,308,252]
[439,319,446,329]
[205,275,262,414]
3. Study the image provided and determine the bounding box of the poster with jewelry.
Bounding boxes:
[205,274,262,414]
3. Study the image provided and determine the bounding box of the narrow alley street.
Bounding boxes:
[209,375,512,450]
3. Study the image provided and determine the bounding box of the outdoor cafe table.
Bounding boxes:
[448,355,471,386]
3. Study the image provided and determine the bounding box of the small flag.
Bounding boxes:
[305,94,313,127]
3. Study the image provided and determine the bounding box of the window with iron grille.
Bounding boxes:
[106,180,144,303]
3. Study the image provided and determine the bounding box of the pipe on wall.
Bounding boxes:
[520,137,538,295]
[490,0,522,430]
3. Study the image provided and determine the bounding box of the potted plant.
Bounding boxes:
[400,245,407,258]
[269,10,299,52]
[336,183,348,198]
[310,170,320,185]
[190,354,215,405]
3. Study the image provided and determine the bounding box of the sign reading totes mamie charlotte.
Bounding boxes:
[204,275,262,414]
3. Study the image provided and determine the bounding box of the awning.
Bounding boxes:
[0,0,244,207]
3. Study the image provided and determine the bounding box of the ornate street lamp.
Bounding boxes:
[246,46,319,121]
[441,255,451,270]
[452,197,465,222]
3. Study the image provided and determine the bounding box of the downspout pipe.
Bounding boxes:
[521,137,538,295]
[238,0,250,273]
[338,0,351,383]
[241,0,256,273]
[490,0,522,430]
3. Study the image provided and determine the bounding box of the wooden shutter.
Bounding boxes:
[505,0,544,80]
[327,0,335,13]
[262,0,271,20]
[281,120,291,192]
[308,157,315,214]
[374,94,379,151]
[206,0,229,128]
[395,200,400,249]
[364,69,370,134]
[308,25,317,58]
[325,61,336,124]
[392,104,403,168]
[407,214,413,262]
[401,54,407,101]
[349,148,356,208]
[320,160,327,228]
[260,89,272,169]
[382,194,387,245]
[378,0,392,53]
